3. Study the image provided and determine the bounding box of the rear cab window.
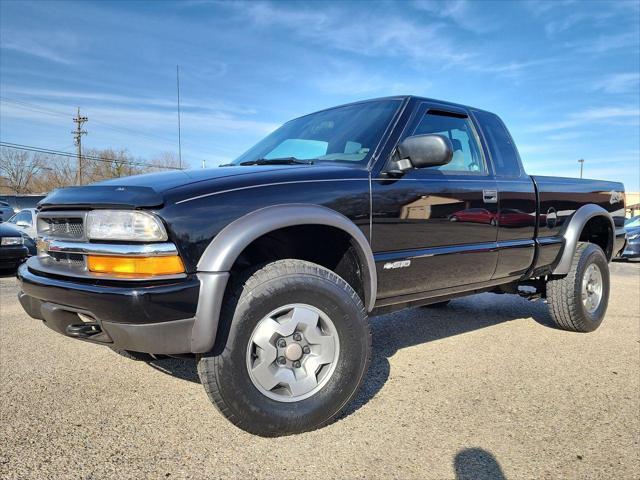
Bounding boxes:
[472,110,524,177]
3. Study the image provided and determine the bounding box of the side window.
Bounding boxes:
[473,110,523,177]
[412,111,484,173]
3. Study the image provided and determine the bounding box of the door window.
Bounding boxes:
[412,111,485,173]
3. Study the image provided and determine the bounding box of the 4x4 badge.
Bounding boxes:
[383,260,411,270]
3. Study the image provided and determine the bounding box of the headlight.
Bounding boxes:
[1,236,23,246]
[628,233,639,241]
[86,210,167,241]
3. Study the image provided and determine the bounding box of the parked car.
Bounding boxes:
[0,222,29,270]
[0,201,14,223]
[0,195,46,213]
[17,96,626,436]
[618,216,640,259]
[6,208,38,239]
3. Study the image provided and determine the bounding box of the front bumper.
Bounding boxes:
[18,261,202,354]
[620,239,640,259]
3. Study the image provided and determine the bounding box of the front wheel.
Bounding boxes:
[546,242,610,332]
[197,259,371,436]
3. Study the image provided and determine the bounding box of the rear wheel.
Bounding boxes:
[547,242,610,332]
[197,259,371,436]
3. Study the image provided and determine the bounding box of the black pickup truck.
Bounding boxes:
[18,96,626,436]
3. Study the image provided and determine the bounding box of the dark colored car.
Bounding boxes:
[619,216,640,259]
[17,96,626,436]
[0,222,29,269]
[0,201,15,223]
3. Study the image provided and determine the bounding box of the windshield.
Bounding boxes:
[232,99,402,166]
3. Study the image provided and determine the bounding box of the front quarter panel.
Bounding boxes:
[156,167,371,272]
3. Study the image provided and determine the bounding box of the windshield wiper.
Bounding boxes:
[238,157,314,166]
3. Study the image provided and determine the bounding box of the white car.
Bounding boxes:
[6,208,37,239]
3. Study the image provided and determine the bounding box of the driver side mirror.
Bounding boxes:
[398,134,453,169]
[387,134,453,176]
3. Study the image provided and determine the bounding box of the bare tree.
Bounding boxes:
[148,151,181,172]
[0,147,182,193]
[30,154,77,192]
[83,148,142,182]
[0,148,45,194]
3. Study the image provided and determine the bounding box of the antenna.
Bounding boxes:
[578,158,584,179]
[176,65,182,169]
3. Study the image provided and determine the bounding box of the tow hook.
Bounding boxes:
[66,322,102,338]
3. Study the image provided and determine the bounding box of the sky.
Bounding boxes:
[1,0,639,190]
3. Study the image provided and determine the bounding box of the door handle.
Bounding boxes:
[483,189,498,204]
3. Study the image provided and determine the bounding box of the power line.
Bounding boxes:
[0,96,182,148]
[0,142,183,170]
[1,96,241,157]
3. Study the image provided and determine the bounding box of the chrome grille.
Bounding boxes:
[37,212,86,241]
[47,218,84,238]
[48,252,85,267]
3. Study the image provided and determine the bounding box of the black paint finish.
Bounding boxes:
[25,95,626,319]
[18,263,200,324]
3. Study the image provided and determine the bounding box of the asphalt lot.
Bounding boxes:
[1,262,638,480]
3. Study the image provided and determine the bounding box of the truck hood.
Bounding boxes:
[38,164,363,209]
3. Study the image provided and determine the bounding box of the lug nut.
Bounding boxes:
[293,360,301,368]
[277,356,286,365]
[277,338,286,348]
[302,346,310,354]
[293,333,302,341]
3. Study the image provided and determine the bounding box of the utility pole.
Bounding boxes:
[176,65,182,169]
[201,159,205,169]
[72,107,88,185]
[578,158,584,179]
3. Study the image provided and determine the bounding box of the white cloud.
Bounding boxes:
[0,29,82,64]
[228,1,471,67]
[566,31,639,54]
[224,0,555,82]
[0,37,74,65]
[1,85,256,115]
[527,106,640,132]
[592,73,640,94]
[412,0,495,34]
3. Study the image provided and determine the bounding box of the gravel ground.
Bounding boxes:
[1,262,638,480]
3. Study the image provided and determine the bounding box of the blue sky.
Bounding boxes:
[1,0,639,189]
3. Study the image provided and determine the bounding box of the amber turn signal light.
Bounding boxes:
[87,255,185,277]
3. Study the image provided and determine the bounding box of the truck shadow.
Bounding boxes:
[147,292,554,416]
[454,448,506,480]
[340,292,552,418]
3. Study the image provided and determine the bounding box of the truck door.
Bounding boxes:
[371,102,499,302]
[471,110,537,279]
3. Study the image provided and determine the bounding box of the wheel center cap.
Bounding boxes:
[285,343,303,361]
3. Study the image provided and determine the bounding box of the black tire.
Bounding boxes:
[421,300,451,308]
[197,259,371,436]
[547,242,610,332]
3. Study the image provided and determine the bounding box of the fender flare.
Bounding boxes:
[191,204,377,353]
[552,204,615,275]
